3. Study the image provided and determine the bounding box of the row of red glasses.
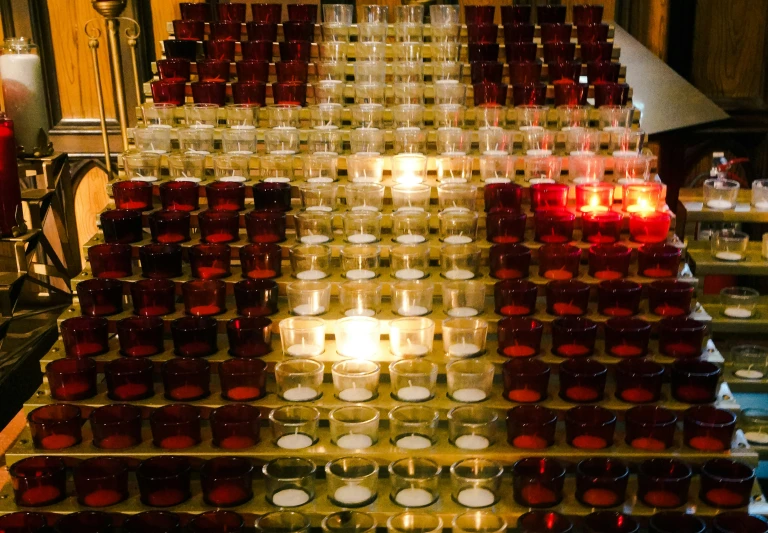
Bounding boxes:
[463,4,604,26]
[472,79,627,107]
[159,58,307,84]
[173,19,315,42]
[470,58,620,85]
[468,22,609,45]
[164,38,310,62]
[499,40,613,64]
[153,79,307,107]
[180,2,318,24]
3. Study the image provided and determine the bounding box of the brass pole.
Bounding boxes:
[106,17,129,151]
[126,24,142,107]
[85,21,112,177]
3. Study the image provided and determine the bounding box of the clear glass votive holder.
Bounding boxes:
[389,317,435,357]
[289,244,332,280]
[263,457,316,508]
[389,405,439,451]
[392,185,431,212]
[256,513,311,533]
[731,344,768,379]
[335,316,380,359]
[346,183,384,212]
[450,458,503,508]
[332,360,380,402]
[494,279,538,316]
[388,513,442,533]
[393,209,430,244]
[441,244,481,280]
[391,244,430,281]
[329,406,380,450]
[448,406,497,450]
[296,212,334,244]
[442,318,488,357]
[624,404,676,449]
[392,155,429,185]
[523,129,556,156]
[711,229,749,261]
[123,152,162,184]
[347,155,385,185]
[339,280,382,316]
[721,287,760,320]
[512,457,565,507]
[220,131,256,158]
[218,359,268,404]
[343,212,382,244]
[439,211,478,244]
[340,246,380,282]
[443,280,486,317]
[434,102,466,129]
[479,154,515,184]
[393,103,425,129]
[326,457,379,508]
[299,183,338,214]
[389,457,440,507]
[436,128,472,156]
[349,105,385,132]
[438,183,477,212]
[446,359,494,402]
[498,317,544,357]
[704,178,740,210]
[270,405,320,450]
[275,359,324,402]
[390,359,438,402]
[259,155,295,184]
[286,280,332,316]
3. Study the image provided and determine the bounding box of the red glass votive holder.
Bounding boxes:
[506,42,538,63]
[90,404,143,449]
[540,245,581,281]
[211,403,262,449]
[490,243,531,279]
[486,209,527,245]
[240,243,282,279]
[638,460,693,509]
[485,183,523,212]
[616,359,665,406]
[472,60,502,85]
[597,279,641,317]
[233,82,268,106]
[0,512,48,533]
[190,244,232,280]
[507,406,557,450]
[74,457,129,508]
[671,359,721,404]
[512,457,565,507]
[173,19,204,41]
[713,513,768,533]
[594,82,630,107]
[575,182,613,213]
[559,357,606,400]
[473,82,508,107]
[540,23,572,44]
[573,4,604,25]
[504,22,535,43]
[180,2,211,21]
[581,41,614,62]
[10,456,67,506]
[151,79,185,105]
[47,358,97,401]
[252,3,282,23]
[658,318,707,359]
[61,316,109,358]
[637,244,682,278]
[241,40,272,61]
[200,210,240,244]
[467,23,499,44]
[157,59,191,82]
[100,209,143,244]
[547,281,590,318]
[151,404,202,450]
[201,458,253,507]
[629,212,671,244]
[191,81,227,106]
[197,59,231,83]
[246,23,278,43]
[464,4,495,24]
[700,459,755,509]
[494,279,538,316]
[624,405,676,450]
[503,358,550,402]
[287,3,318,22]
[535,211,575,244]
[137,455,192,506]
[227,317,272,358]
[502,5,532,24]
[565,405,616,448]
[554,82,589,106]
[28,404,82,450]
[588,244,630,280]
[498,317,543,357]
[76,278,123,316]
[548,60,581,84]
[581,211,622,244]
[171,316,219,357]
[183,279,227,316]
[543,42,576,63]
[519,512,572,533]
[105,357,155,401]
[125,512,181,533]
[537,4,566,23]
[684,406,736,452]
[164,40,198,62]
[283,21,315,42]
[89,243,132,279]
[117,316,164,357]
[587,61,621,84]
[235,279,279,317]
[210,21,241,41]
[149,211,191,244]
[648,280,694,317]
[575,458,629,508]
[584,513,638,533]
[253,182,292,211]
[273,82,308,106]
[114,180,153,211]
[577,23,609,44]
[531,184,568,211]
[237,60,270,83]
[276,60,310,84]
[279,41,312,62]
[217,2,247,22]
[160,180,199,212]
[131,278,176,317]
[219,358,268,403]
[140,244,184,279]
[512,83,547,106]
[163,357,211,401]
[605,317,650,358]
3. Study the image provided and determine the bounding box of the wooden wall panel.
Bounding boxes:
[149,0,207,59]
[47,0,116,119]
[74,166,109,265]
[623,0,668,61]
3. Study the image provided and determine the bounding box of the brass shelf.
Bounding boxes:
[688,241,767,276]
[699,295,768,334]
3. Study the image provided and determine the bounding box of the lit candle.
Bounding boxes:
[334,485,373,506]
[448,343,481,357]
[394,487,433,507]
[397,385,431,401]
[277,433,314,449]
[336,433,374,449]
[454,434,490,450]
[396,434,432,449]
[338,387,374,402]
[457,487,495,508]
[282,386,318,401]
[272,488,310,507]
[451,388,487,402]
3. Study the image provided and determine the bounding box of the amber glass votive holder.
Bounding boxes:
[575,458,629,509]
[28,404,82,450]
[219,359,268,403]
[150,404,202,450]
[530,184,568,211]
[486,209,527,245]
[90,404,143,450]
[149,211,191,244]
[131,278,176,317]
[105,358,154,401]
[190,244,231,280]
[171,316,219,357]
[46,358,97,401]
[88,243,132,279]
[74,457,129,508]
[160,181,199,212]
[624,406,676,452]
[546,281,590,318]
[490,243,531,279]
[507,405,557,450]
[254,182,293,211]
[183,279,226,316]
[116,316,164,357]
[512,457,565,507]
[615,359,664,405]
[199,210,240,244]
[684,406,736,452]
[498,317,543,357]
[658,317,707,359]
[227,317,272,358]
[565,405,616,449]
[246,210,287,244]
[60,316,109,358]
[648,280,694,317]
[588,244,630,280]
[503,358,550,403]
[137,456,192,507]
[559,357,606,403]
[604,317,650,357]
[240,243,281,280]
[582,211,623,244]
[699,459,755,509]
[201,457,253,507]
[671,359,722,404]
[540,244,581,281]
[162,357,211,401]
[140,244,183,279]
[535,210,575,244]
[234,279,279,317]
[637,244,682,278]
[211,403,262,449]
[100,209,143,244]
[76,278,123,317]
[637,460,692,509]
[10,456,67,506]
[494,279,538,316]
[597,279,641,317]
[113,180,153,211]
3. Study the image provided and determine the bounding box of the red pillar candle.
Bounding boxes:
[637,460,692,509]
[217,2,247,22]
[171,316,219,357]
[190,243,232,280]
[624,405,676,450]
[182,279,227,316]
[629,211,671,243]
[539,244,580,281]
[136,456,192,506]
[518,512,572,533]
[637,243,682,278]
[623,182,663,213]
[699,459,755,509]
[74,457,129,508]
[89,404,143,450]
[201,457,254,507]
[100,209,143,244]
[28,404,82,450]
[105,357,155,401]
[616,359,665,405]
[576,182,613,213]
[683,406,736,452]
[535,210,575,244]
[234,279,279,317]
[246,209,288,243]
[503,358,550,402]
[490,243,532,279]
[200,210,240,244]
[581,42,614,63]
[162,357,211,401]
[597,279,641,317]
[588,244,630,280]
[498,317,544,357]
[76,278,123,317]
[494,279,538,316]
[240,243,282,279]
[218,359,268,403]
[485,182,523,211]
[131,278,176,317]
[502,6,532,24]
[60,316,109,358]
[604,317,650,358]
[486,209,527,244]
[671,359,722,404]
[139,243,184,279]
[253,182,292,211]
[46,358,97,401]
[559,354,607,399]
[531,183,568,211]
[180,2,212,21]
[581,211,622,244]
[10,456,67,507]
[149,210,191,244]
[206,181,246,212]
[172,19,204,40]
[150,404,202,449]
[512,457,565,507]
[116,316,164,357]
[565,405,616,449]
[507,406,557,451]
[546,280,590,317]
[88,243,132,278]
[658,317,707,359]
[575,458,629,508]
[113,180,153,211]
[251,3,282,23]
[648,280,694,317]
[160,181,200,212]
[227,317,273,358]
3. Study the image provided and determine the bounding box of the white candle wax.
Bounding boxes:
[175,177,201,183]
[218,175,246,183]
[272,488,310,507]
[724,307,752,318]
[351,205,379,213]
[271,150,297,156]
[755,201,768,211]
[344,308,376,317]
[444,235,473,244]
[395,488,433,507]
[345,269,376,280]
[449,343,481,357]
[338,387,374,402]
[282,386,318,401]
[347,233,377,244]
[336,433,374,450]
[397,305,429,317]
[707,199,734,210]
[292,304,325,315]
[306,206,333,213]
[483,177,511,185]
[308,177,334,184]
[296,269,327,280]
[484,150,508,156]
[396,234,426,244]
[735,369,765,380]
[457,487,495,508]
[528,178,556,185]
[277,433,314,450]
[265,177,291,183]
[286,343,323,357]
[399,343,429,357]
[131,176,158,182]
[397,385,431,401]
[519,126,543,132]
[300,234,330,244]
[612,150,637,158]
[451,388,487,403]
[0,52,49,155]
[454,434,490,450]
[527,149,553,157]
[396,434,432,450]
[715,251,743,261]
[744,431,768,444]
[447,307,479,318]
[334,485,373,505]
[395,268,425,280]
[444,269,474,280]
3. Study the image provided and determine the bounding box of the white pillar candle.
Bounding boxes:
[348,233,377,244]
[395,268,425,280]
[394,487,433,507]
[444,235,473,244]
[286,343,324,357]
[744,431,768,444]
[282,386,318,401]
[457,487,495,508]
[272,488,310,507]
[451,388,487,403]
[707,199,733,210]
[345,269,376,280]
[448,343,481,357]
[454,434,489,450]
[0,48,50,155]
[444,269,474,280]
[396,434,432,449]
[397,305,429,316]
[277,433,314,450]
[334,485,373,506]
[339,387,374,402]
[724,307,752,318]
[447,307,478,318]
[296,269,327,280]
[300,234,330,244]
[336,433,374,449]
[396,234,426,244]
[397,385,431,401]
[292,303,326,315]
[715,251,742,261]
